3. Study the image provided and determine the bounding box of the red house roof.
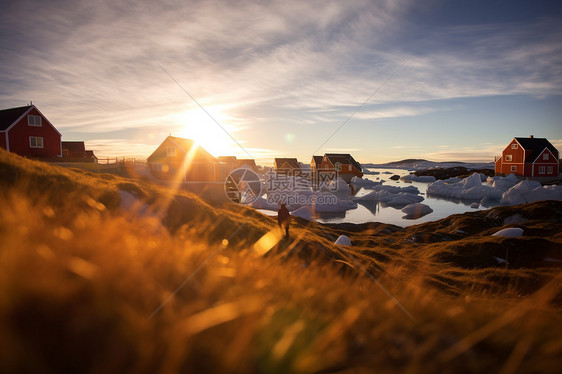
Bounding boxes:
[324,153,362,172]
[274,158,300,170]
[62,141,86,153]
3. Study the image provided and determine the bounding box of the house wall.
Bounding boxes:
[7,108,61,158]
[0,132,6,149]
[532,149,559,177]
[319,157,362,178]
[64,149,86,159]
[148,138,217,181]
[499,139,525,176]
[494,157,502,174]
[319,157,333,171]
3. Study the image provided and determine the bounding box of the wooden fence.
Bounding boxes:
[97,157,146,165]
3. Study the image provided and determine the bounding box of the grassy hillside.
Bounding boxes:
[1,148,561,373]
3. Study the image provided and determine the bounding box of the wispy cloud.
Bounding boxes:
[0,0,560,160]
[325,148,362,152]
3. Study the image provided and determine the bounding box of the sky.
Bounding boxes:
[1,0,561,165]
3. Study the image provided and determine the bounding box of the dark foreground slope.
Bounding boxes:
[1,149,561,374]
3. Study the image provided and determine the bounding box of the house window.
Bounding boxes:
[510,165,517,172]
[547,166,553,174]
[543,153,549,160]
[152,163,162,173]
[511,144,518,149]
[539,166,545,174]
[166,146,176,158]
[29,136,44,148]
[335,162,342,172]
[505,154,512,161]
[347,165,352,171]
[28,115,42,127]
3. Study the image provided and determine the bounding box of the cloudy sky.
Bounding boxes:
[1,0,561,164]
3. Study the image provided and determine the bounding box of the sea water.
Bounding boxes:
[317,168,499,227]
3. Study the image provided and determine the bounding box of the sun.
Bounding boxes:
[174,107,241,157]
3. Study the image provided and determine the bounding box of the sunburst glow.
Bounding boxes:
[175,108,241,157]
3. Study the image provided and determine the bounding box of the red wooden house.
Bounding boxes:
[147,136,219,182]
[216,156,258,180]
[62,141,97,162]
[274,158,301,175]
[0,104,62,159]
[495,136,559,178]
[310,155,323,175]
[318,153,363,183]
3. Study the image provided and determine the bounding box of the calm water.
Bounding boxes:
[317,168,498,227]
[258,168,498,227]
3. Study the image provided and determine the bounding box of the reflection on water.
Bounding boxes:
[318,168,500,227]
[355,200,381,215]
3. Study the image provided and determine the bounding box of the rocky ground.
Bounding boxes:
[413,166,495,180]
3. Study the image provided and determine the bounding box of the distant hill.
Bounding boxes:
[364,159,493,171]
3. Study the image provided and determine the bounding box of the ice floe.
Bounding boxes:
[400,174,436,183]
[427,173,562,206]
[401,203,433,219]
[354,185,423,208]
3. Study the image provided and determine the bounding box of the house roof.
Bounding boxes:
[311,155,323,167]
[274,158,300,169]
[515,137,559,163]
[62,141,86,153]
[169,136,197,152]
[237,159,256,166]
[85,150,97,159]
[217,156,237,162]
[149,136,216,162]
[0,105,32,131]
[324,153,362,172]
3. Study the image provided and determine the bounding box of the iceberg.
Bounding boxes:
[401,203,433,219]
[401,174,436,183]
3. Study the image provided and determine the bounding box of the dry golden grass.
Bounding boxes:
[1,148,561,373]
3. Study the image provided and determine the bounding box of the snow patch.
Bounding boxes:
[492,228,524,237]
[249,196,280,210]
[334,235,352,246]
[492,256,508,264]
[290,206,314,220]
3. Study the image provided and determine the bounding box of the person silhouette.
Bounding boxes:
[277,203,291,238]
